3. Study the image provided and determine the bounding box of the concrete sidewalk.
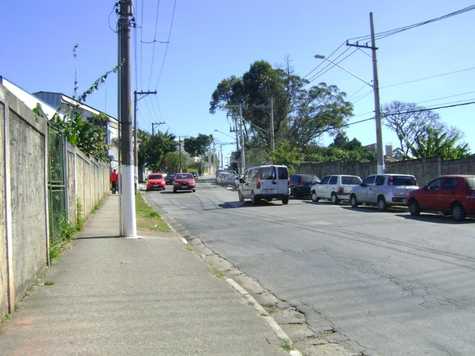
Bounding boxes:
[0,194,286,355]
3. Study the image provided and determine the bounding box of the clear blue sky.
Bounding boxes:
[2,0,475,161]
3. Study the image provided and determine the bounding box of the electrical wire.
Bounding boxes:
[147,0,162,90]
[381,65,475,90]
[155,0,177,90]
[307,47,352,82]
[348,4,475,42]
[303,41,346,78]
[307,48,359,83]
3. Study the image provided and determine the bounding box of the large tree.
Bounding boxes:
[210,60,352,151]
[184,134,213,157]
[382,101,442,159]
[138,130,176,173]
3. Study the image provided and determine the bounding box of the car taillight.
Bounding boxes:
[256,177,261,189]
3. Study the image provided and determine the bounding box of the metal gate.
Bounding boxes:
[48,124,67,242]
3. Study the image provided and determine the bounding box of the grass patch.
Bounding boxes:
[136,193,170,233]
[49,215,78,262]
[44,281,55,286]
[280,339,292,352]
[208,265,225,279]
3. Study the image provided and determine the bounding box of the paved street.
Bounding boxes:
[148,182,475,356]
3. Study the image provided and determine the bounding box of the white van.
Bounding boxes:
[238,165,289,205]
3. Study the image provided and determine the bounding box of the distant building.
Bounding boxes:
[364,143,395,160]
[34,91,119,169]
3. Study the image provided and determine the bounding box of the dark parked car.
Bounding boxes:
[289,174,320,198]
[407,175,475,221]
[173,173,196,193]
[165,173,175,185]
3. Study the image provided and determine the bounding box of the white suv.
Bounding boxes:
[311,175,362,204]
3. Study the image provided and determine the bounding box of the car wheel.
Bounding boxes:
[282,197,289,205]
[311,191,319,203]
[238,191,244,202]
[452,203,465,222]
[377,196,386,211]
[192,189,196,192]
[350,194,358,208]
[173,188,177,193]
[409,200,420,216]
[331,192,339,205]
[251,192,257,205]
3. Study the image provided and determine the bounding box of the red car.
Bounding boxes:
[146,173,166,191]
[407,175,475,221]
[173,173,196,193]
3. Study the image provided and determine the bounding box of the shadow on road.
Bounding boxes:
[219,200,284,209]
[159,190,194,194]
[397,213,475,225]
[340,206,408,213]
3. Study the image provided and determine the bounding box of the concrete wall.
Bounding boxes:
[0,101,7,316]
[66,144,109,224]
[0,83,110,318]
[297,156,475,186]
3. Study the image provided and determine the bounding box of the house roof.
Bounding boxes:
[0,77,60,120]
[34,91,118,123]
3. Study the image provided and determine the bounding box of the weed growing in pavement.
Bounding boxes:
[49,215,78,262]
[208,265,225,279]
[44,281,55,286]
[135,193,170,233]
[280,339,292,352]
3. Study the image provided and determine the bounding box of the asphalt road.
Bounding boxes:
[147,183,475,356]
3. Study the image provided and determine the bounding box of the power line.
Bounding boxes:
[307,48,359,83]
[348,4,475,42]
[381,65,475,89]
[307,47,352,82]
[303,42,346,78]
[155,0,177,90]
[147,0,162,89]
[342,99,475,129]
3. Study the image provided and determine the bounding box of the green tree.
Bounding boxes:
[161,151,192,173]
[138,130,176,172]
[184,134,213,157]
[270,140,302,174]
[411,127,470,160]
[210,60,352,149]
[49,111,109,161]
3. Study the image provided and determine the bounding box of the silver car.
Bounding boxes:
[350,174,419,211]
[311,175,362,204]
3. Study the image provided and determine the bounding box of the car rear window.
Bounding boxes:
[389,176,417,186]
[278,167,288,180]
[342,176,361,185]
[302,175,315,183]
[149,174,162,179]
[175,173,193,179]
[259,167,275,180]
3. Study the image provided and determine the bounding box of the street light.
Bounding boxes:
[314,54,372,87]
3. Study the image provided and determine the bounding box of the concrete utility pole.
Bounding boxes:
[239,103,246,174]
[346,12,385,174]
[117,0,137,238]
[151,121,165,136]
[133,90,156,186]
[369,12,384,174]
[270,97,275,152]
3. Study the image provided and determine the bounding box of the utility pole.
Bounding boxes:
[151,121,165,136]
[178,136,182,172]
[270,97,275,152]
[117,0,136,238]
[133,90,156,187]
[346,12,385,174]
[239,103,246,174]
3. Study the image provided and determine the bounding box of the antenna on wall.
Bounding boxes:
[73,43,79,99]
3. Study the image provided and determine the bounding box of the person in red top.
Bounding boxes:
[110,169,119,194]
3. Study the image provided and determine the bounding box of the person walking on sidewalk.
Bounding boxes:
[110,169,119,194]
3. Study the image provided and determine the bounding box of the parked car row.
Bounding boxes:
[216,170,239,188]
[310,173,475,222]
[236,165,475,222]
